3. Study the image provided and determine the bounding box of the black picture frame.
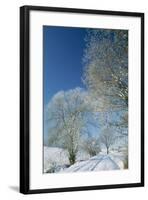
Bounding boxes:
[20,5,144,194]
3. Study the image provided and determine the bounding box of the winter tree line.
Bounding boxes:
[46,29,128,166]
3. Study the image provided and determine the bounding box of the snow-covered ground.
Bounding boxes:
[44,146,90,173]
[44,146,127,173]
[61,155,121,173]
[44,146,69,173]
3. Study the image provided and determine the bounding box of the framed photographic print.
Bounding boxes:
[20,5,144,194]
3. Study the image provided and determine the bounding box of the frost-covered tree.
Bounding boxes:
[113,113,128,138]
[82,136,101,157]
[47,88,92,165]
[100,128,116,154]
[82,29,128,144]
[83,29,128,112]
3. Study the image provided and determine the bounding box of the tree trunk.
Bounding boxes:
[69,152,76,165]
[107,147,109,154]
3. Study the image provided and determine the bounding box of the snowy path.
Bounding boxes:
[61,154,120,172]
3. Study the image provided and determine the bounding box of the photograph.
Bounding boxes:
[20,6,144,193]
[43,26,128,174]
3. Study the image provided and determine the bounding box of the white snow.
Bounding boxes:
[61,155,120,172]
[44,146,69,173]
[109,152,126,169]
[44,146,91,173]
[44,146,126,173]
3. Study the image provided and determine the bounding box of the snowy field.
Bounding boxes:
[44,146,69,173]
[44,146,127,173]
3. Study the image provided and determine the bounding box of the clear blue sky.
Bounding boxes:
[43,26,87,105]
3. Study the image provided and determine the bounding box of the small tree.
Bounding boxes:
[83,137,101,157]
[100,128,116,154]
